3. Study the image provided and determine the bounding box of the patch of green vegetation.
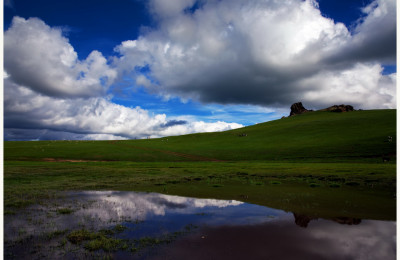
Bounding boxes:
[154,182,167,186]
[67,229,97,244]
[131,224,198,253]
[46,229,69,240]
[4,210,16,215]
[345,181,361,186]
[134,237,164,248]
[84,236,126,252]
[64,224,197,255]
[98,229,115,236]
[309,183,321,188]
[195,212,207,216]
[56,208,74,215]
[3,160,396,220]
[5,199,35,209]
[114,224,127,233]
[67,228,127,252]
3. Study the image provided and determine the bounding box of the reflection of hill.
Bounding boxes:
[332,217,362,225]
[293,213,362,228]
[153,218,395,260]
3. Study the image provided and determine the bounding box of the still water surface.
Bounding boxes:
[5,191,396,259]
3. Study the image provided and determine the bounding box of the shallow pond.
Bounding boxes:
[4,191,396,259]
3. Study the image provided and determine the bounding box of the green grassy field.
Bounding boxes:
[4,109,397,219]
[5,110,396,162]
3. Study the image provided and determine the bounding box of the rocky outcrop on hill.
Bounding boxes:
[288,102,355,117]
[289,102,311,116]
[321,104,354,112]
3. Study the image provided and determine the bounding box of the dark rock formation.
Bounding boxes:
[321,104,354,112]
[289,102,311,116]
[293,213,362,228]
[293,213,316,228]
[287,102,355,118]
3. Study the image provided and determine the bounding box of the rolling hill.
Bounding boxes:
[5,109,396,163]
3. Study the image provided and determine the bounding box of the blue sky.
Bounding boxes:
[4,0,152,58]
[4,0,396,140]
[4,0,380,57]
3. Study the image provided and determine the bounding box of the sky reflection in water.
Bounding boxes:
[5,191,396,259]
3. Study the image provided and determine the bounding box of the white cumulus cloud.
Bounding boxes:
[298,63,396,109]
[4,16,117,98]
[115,0,396,108]
[4,77,243,140]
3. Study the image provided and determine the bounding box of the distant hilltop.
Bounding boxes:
[288,102,355,117]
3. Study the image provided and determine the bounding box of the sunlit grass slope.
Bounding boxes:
[5,110,396,162]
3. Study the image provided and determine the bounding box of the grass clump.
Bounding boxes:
[56,208,74,215]
[309,183,321,188]
[345,181,361,186]
[67,229,97,244]
[67,228,127,252]
[4,210,16,215]
[84,236,126,252]
[135,237,163,248]
[114,224,127,233]
[154,182,167,186]
[46,229,69,240]
[5,199,35,209]
[132,224,198,252]
[270,181,282,185]
[63,224,199,255]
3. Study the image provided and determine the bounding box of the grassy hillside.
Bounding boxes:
[5,109,396,163]
[4,109,396,220]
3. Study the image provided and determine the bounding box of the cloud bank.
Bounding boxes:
[4,17,243,140]
[4,75,242,140]
[116,0,396,109]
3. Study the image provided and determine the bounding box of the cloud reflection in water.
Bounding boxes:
[4,191,396,259]
[72,191,246,223]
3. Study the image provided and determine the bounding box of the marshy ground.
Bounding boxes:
[4,161,396,259]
